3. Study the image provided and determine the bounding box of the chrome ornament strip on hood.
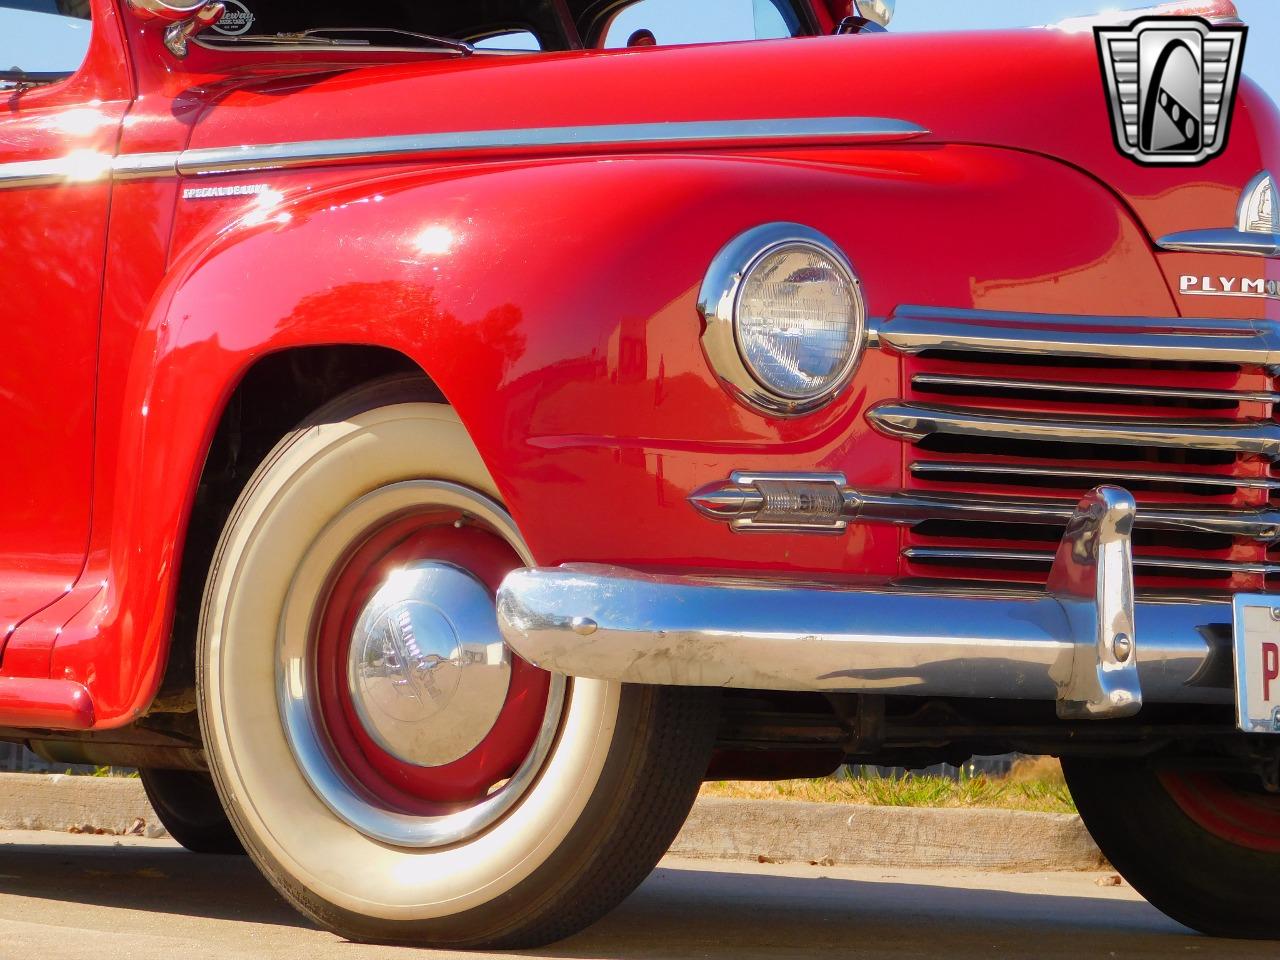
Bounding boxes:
[0,116,929,191]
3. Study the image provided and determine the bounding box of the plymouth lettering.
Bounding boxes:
[1180,275,1280,300]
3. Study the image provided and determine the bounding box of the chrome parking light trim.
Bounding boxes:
[690,472,1280,540]
[868,402,1280,459]
[869,305,1280,366]
[0,117,928,191]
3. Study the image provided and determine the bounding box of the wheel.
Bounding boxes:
[1063,756,1280,938]
[197,375,718,949]
[139,768,244,854]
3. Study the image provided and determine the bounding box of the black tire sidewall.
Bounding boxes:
[1064,757,1280,939]
[139,769,244,855]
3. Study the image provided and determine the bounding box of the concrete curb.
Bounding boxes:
[672,797,1105,872]
[0,773,1104,871]
[0,773,168,839]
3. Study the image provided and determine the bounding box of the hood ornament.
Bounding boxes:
[1239,172,1276,235]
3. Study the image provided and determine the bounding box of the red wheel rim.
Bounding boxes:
[1161,771,1280,854]
[313,508,551,812]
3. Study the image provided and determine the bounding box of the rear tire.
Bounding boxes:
[140,768,244,854]
[197,376,718,948]
[1064,756,1280,939]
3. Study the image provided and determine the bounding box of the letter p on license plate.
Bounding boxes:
[1231,596,1280,734]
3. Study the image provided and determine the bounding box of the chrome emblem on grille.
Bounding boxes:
[1096,16,1247,166]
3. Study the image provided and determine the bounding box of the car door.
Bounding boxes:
[0,0,129,642]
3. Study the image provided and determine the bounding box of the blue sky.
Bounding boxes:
[4,1,1276,104]
[622,0,1278,102]
[891,0,1278,104]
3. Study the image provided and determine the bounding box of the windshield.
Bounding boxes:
[198,0,808,53]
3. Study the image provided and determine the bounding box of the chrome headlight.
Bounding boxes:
[699,223,866,416]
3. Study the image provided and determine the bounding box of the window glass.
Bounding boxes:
[0,1,91,79]
[473,30,542,52]
[602,0,799,49]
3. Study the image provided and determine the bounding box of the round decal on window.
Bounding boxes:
[211,0,255,36]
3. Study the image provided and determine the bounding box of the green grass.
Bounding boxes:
[700,758,1076,815]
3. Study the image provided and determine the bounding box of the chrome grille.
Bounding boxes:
[868,306,1279,590]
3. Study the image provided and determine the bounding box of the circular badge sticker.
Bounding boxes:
[211,0,255,36]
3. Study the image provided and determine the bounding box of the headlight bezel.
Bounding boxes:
[698,222,867,417]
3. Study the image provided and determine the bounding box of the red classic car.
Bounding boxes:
[2,0,1279,947]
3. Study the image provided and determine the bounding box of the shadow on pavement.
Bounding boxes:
[0,838,303,928]
[0,838,1271,958]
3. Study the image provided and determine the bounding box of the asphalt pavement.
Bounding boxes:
[0,830,1271,959]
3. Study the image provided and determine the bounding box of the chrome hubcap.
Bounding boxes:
[347,562,512,767]
[277,479,565,848]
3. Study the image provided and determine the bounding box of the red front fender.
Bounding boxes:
[11,143,1175,727]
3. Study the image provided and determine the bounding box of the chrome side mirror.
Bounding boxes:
[855,0,895,28]
[837,1,895,34]
[128,0,210,20]
[128,0,227,58]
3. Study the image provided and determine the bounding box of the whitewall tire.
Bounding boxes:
[197,375,718,948]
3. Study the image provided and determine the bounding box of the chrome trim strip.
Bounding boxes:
[868,401,1280,459]
[903,547,1280,577]
[869,305,1280,366]
[0,152,179,189]
[0,116,928,190]
[111,152,182,180]
[1181,287,1280,303]
[177,117,930,176]
[911,373,1280,405]
[0,155,111,189]
[1158,227,1279,258]
[496,563,1232,706]
[691,472,1280,540]
[910,460,1280,491]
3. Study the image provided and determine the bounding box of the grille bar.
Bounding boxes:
[903,547,1280,576]
[871,306,1280,366]
[910,460,1280,492]
[874,304,1280,590]
[869,402,1280,459]
[911,373,1280,405]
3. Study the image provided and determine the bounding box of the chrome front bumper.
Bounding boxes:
[496,487,1236,719]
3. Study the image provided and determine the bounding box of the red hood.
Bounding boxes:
[188,28,1280,244]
